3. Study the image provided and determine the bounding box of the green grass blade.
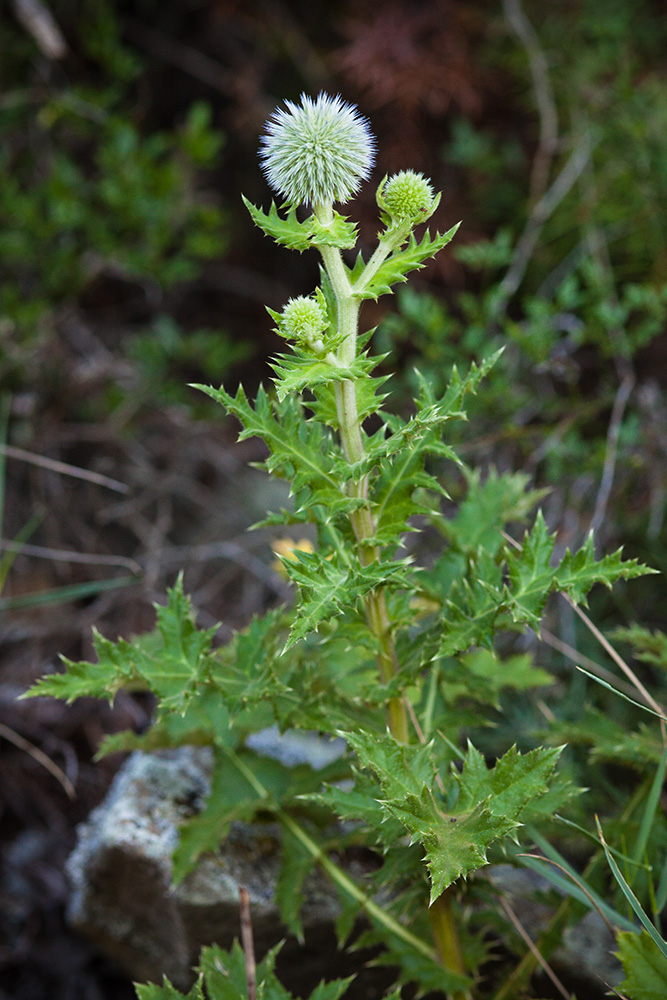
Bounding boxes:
[0,574,138,611]
[632,742,667,873]
[574,665,667,721]
[0,512,43,594]
[596,816,667,959]
[523,828,637,932]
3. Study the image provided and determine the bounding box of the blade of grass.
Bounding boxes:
[574,665,667,721]
[0,574,138,611]
[596,816,667,959]
[0,512,43,593]
[553,815,646,871]
[522,827,637,932]
[0,394,10,541]
[631,741,667,872]
[654,856,667,914]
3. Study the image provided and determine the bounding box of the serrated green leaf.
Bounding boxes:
[617,930,667,1000]
[354,224,460,301]
[505,511,654,626]
[283,547,411,649]
[439,649,553,709]
[271,348,382,403]
[345,731,561,901]
[243,197,312,251]
[440,468,547,557]
[610,626,667,671]
[194,383,343,508]
[200,941,293,1000]
[135,977,204,1000]
[243,198,358,253]
[356,923,472,996]
[25,577,216,715]
[25,629,140,704]
[149,580,219,713]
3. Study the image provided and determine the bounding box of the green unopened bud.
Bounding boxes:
[280,294,328,353]
[379,170,437,226]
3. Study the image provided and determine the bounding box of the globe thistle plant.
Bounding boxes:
[259,92,375,209]
[27,90,655,1000]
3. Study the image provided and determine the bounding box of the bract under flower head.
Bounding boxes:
[259,93,375,208]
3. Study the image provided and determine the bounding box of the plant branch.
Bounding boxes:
[495,131,592,313]
[313,204,408,742]
[503,0,558,207]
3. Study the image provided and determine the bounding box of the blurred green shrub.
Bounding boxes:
[0,0,233,404]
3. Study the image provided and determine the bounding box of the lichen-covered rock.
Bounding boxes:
[66,742,345,990]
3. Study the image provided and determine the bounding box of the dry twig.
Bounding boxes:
[239,885,257,1000]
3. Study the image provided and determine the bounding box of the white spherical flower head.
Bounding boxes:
[260,93,376,208]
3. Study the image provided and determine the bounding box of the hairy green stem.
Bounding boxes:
[313,204,470,987]
[314,202,408,742]
[429,892,473,1000]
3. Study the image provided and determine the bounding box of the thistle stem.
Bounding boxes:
[429,892,473,1000]
[314,203,407,741]
[314,203,467,992]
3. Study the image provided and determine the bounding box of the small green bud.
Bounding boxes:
[280,294,328,352]
[380,170,436,225]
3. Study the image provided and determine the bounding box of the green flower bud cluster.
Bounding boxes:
[269,290,330,355]
[378,170,439,228]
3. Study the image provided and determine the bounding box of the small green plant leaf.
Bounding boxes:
[617,930,667,1000]
[24,577,217,714]
[243,198,357,252]
[282,547,411,649]
[135,977,204,1000]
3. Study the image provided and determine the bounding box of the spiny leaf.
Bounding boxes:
[25,578,217,715]
[439,468,547,557]
[610,625,667,671]
[271,347,385,403]
[243,197,357,252]
[357,923,472,996]
[135,977,204,1000]
[282,546,411,649]
[617,930,667,1000]
[345,731,562,901]
[439,649,553,710]
[506,511,654,625]
[195,383,343,504]
[353,224,460,301]
[24,630,141,704]
[242,197,312,251]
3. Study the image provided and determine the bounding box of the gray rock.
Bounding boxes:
[66,743,345,990]
[487,864,622,991]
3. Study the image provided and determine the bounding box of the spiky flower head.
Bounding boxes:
[381,170,436,225]
[259,92,375,207]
